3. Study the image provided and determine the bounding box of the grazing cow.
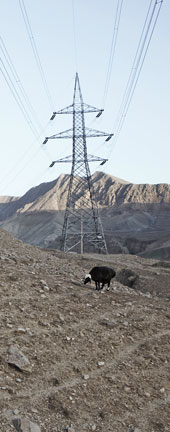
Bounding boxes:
[84,266,116,291]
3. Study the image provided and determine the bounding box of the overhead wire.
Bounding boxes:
[102,0,124,108]
[0,3,76,195]
[0,31,55,193]
[93,0,163,165]
[0,56,53,190]
[111,0,163,147]
[0,52,74,193]
[115,0,163,141]
[114,0,153,129]
[0,146,42,195]
[0,36,43,132]
[0,57,40,141]
[19,0,54,111]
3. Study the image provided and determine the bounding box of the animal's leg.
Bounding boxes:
[97,282,101,290]
[106,281,110,291]
[95,282,100,290]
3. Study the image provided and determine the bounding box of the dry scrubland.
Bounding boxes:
[0,228,170,431]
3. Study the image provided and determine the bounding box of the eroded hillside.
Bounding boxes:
[0,172,170,259]
[0,228,170,431]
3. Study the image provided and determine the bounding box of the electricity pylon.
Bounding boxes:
[43,73,113,254]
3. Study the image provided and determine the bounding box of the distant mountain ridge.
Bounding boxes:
[0,171,170,259]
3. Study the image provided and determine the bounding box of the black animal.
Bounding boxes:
[84,266,116,291]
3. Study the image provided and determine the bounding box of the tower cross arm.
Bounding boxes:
[50,104,103,121]
[83,104,104,116]
[49,154,108,168]
[45,129,73,141]
[85,128,114,140]
[43,129,113,144]
[50,105,74,120]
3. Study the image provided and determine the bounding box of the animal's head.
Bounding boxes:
[84,273,92,285]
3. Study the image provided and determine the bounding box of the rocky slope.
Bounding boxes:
[0,227,170,432]
[0,172,170,258]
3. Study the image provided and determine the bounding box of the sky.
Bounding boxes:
[0,0,169,197]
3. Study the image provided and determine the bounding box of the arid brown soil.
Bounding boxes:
[0,228,170,432]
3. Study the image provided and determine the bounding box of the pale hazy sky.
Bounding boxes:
[0,0,169,196]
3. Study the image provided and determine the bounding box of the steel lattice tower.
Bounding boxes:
[43,73,113,253]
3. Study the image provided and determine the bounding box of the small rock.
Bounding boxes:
[106,374,116,383]
[64,425,75,432]
[8,345,32,373]
[7,323,13,329]
[160,387,165,393]
[90,425,97,431]
[16,328,26,334]
[13,409,19,415]
[58,313,64,323]
[82,374,89,380]
[40,279,47,286]
[12,416,41,432]
[145,392,150,398]
[16,378,22,383]
[99,317,116,328]
[123,321,129,327]
[124,385,131,392]
[97,361,105,367]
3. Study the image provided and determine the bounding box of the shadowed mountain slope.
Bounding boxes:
[0,172,170,257]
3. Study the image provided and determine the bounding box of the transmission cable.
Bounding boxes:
[0,58,40,141]
[112,0,163,147]
[102,0,124,108]
[19,0,54,111]
[91,0,163,164]
[0,146,42,195]
[115,0,163,142]
[0,38,54,188]
[0,36,43,132]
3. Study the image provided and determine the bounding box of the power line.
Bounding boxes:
[0,57,40,140]
[0,45,74,192]
[112,0,163,145]
[0,34,54,192]
[116,0,163,138]
[19,0,54,111]
[0,146,42,195]
[0,36,43,132]
[102,0,124,108]
[0,122,51,189]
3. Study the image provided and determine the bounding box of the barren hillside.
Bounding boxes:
[0,172,170,258]
[0,228,170,431]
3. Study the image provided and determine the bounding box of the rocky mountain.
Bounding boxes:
[0,171,170,258]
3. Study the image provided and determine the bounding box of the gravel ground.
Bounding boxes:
[0,228,170,432]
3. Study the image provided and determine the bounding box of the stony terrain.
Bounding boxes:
[0,228,170,431]
[0,172,170,258]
